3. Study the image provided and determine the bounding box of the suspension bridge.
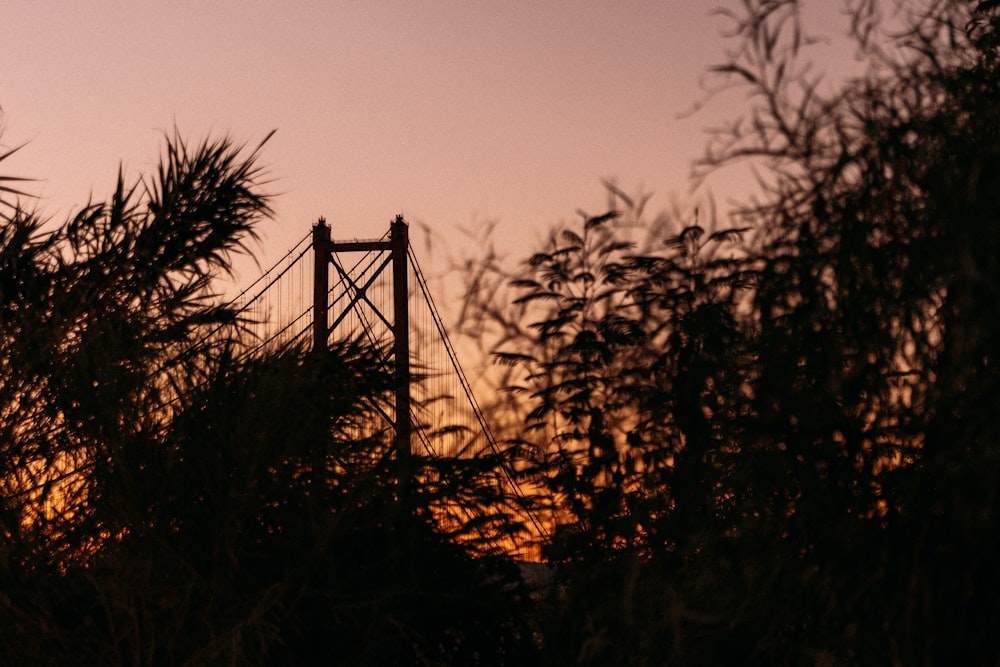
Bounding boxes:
[222,216,544,559]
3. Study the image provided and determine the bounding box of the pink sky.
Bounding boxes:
[2,1,856,285]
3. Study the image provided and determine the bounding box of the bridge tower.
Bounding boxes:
[312,216,411,489]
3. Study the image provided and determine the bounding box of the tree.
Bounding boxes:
[703,1,1000,662]
[1,130,273,572]
[457,190,758,664]
[461,0,1000,663]
[0,131,537,665]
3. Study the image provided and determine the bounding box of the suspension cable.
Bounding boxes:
[408,243,547,539]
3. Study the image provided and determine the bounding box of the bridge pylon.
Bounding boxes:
[312,216,411,491]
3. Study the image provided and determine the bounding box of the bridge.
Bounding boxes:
[217,215,545,558]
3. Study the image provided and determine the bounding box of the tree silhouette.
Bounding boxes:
[703,1,1000,661]
[1,130,273,571]
[459,1,1000,663]
[0,132,536,665]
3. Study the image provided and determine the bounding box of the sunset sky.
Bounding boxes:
[2,1,856,284]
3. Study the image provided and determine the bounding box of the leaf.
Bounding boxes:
[550,246,581,259]
[494,351,535,367]
[512,290,563,305]
[707,227,752,243]
[680,225,705,244]
[509,278,542,290]
[528,252,552,267]
[585,211,620,230]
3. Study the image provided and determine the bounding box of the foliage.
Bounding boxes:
[7,0,1000,662]
[491,202,754,558]
[461,0,1000,664]
[707,1,1000,662]
[1,130,273,571]
[0,132,536,665]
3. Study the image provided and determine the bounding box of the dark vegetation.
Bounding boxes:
[457,1,1000,664]
[2,0,999,664]
[0,132,533,665]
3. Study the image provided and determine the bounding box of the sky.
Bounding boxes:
[2,1,857,288]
